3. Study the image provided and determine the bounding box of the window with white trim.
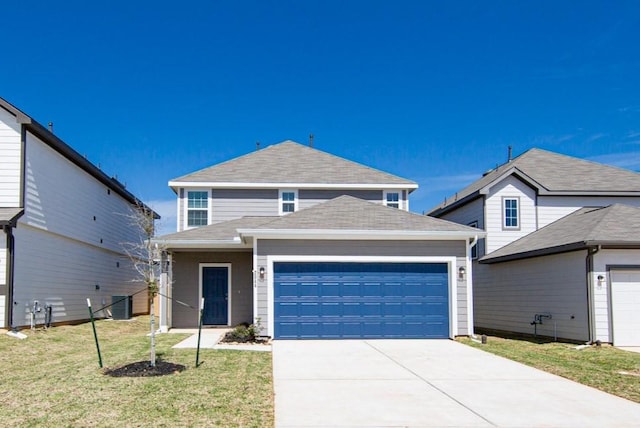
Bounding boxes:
[279,189,298,215]
[384,191,400,209]
[503,197,519,229]
[187,191,209,227]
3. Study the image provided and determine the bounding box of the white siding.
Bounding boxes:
[474,251,589,342]
[439,197,485,258]
[591,249,640,343]
[0,107,22,207]
[23,132,142,254]
[538,196,640,228]
[11,224,147,327]
[485,175,537,253]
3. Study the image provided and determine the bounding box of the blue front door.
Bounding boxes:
[202,266,229,325]
[274,262,450,339]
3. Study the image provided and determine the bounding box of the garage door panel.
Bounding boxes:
[611,269,640,347]
[274,262,450,339]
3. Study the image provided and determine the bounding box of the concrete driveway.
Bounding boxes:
[273,340,640,427]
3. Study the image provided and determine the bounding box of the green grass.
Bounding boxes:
[0,316,273,427]
[458,335,640,403]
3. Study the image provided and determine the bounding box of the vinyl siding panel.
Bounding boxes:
[298,189,382,210]
[11,224,147,328]
[211,189,278,223]
[592,249,640,343]
[0,107,22,207]
[538,196,640,228]
[438,197,485,258]
[485,176,537,253]
[474,251,589,341]
[456,255,470,335]
[177,188,184,232]
[258,240,466,258]
[170,251,253,328]
[23,132,143,255]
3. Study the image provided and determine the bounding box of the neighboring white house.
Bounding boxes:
[428,148,640,345]
[0,97,157,329]
[154,141,484,340]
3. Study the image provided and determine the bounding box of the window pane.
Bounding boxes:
[282,202,295,213]
[386,192,399,202]
[282,192,295,202]
[504,199,518,227]
[188,191,208,209]
[188,210,208,226]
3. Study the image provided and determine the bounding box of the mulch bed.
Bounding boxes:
[103,360,186,377]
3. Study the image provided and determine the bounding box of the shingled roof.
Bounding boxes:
[429,148,640,216]
[170,141,417,188]
[481,204,640,263]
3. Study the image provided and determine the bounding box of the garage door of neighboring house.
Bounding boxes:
[273,262,449,339]
[610,269,640,346]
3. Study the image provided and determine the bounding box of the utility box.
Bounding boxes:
[112,295,132,320]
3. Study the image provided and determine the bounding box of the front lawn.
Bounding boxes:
[0,316,273,427]
[458,335,640,403]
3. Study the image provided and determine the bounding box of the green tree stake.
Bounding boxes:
[196,297,204,367]
[87,298,103,368]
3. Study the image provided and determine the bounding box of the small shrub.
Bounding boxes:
[223,319,263,343]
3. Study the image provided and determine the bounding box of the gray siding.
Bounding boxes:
[211,189,278,223]
[258,239,465,257]
[456,255,469,336]
[178,188,184,232]
[298,189,382,209]
[474,251,589,341]
[171,251,253,328]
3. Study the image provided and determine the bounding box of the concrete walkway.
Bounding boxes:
[273,339,640,427]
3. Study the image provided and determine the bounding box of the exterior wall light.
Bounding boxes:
[458,266,466,280]
[259,267,266,281]
[597,274,604,287]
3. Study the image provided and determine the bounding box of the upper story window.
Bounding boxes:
[279,189,298,215]
[384,191,400,209]
[503,197,519,229]
[187,191,209,227]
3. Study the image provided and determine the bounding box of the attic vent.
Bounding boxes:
[48,122,53,133]
[309,133,314,148]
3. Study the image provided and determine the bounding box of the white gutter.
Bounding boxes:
[150,237,249,250]
[237,228,486,241]
[169,181,418,191]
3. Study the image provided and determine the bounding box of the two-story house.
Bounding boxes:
[154,141,484,340]
[0,97,157,330]
[429,148,640,346]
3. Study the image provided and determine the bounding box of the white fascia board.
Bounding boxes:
[237,228,485,241]
[479,167,545,195]
[169,181,418,190]
[151,237,249,250]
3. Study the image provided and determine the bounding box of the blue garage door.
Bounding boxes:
[274,262,449,339]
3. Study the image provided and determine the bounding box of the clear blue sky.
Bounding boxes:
[2,1,639,234]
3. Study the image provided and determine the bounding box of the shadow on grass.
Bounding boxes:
[103,360,186,377]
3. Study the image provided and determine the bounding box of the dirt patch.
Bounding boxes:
[220,332,270,344]
[103,360,186,377]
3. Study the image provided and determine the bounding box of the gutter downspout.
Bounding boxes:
[5,226,16,331]
[585,245,600,343]
[467,235,479,337]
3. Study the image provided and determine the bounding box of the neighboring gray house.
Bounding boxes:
[154,141,483,339]
[428,148,640,346]
[0,97,157,329]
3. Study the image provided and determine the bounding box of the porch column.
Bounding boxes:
[159,250,170,332]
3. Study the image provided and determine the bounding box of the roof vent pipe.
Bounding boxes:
[309,133,314,148]
[508,145,513,162]
[48,122,54,133]
[256,141,260,151]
